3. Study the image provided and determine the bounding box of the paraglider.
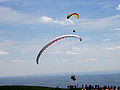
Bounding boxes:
[71,74,76,81]
[36,34,82,64]
[67,13,79,33]
[73,30,76,33]
[36,13,82,82]
[67,13,79,19]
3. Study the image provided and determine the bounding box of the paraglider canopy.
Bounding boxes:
[36,34,82,64]
[67,13,79,19]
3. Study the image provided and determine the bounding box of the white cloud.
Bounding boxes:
[0,6,30,24]
[0,51,8,55]
[0,40,14,50]
[0,40,13,45]
[78,14,120,30]
[103,38,111,41]
[104,46,120,50]
[66,51,79,55]
[116,4,120,10]
[9,59,24,63]
[0,6,71,25]
[86,58,98,61]
[72,47,81,50]
[0,0,8,2]
[66,19,74,24]
[115,27,120,31]
[40,16,72,25]
[50,51,61,55]
[40,16,53,23]
[72,47,89,52]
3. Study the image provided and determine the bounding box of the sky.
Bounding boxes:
[0,0,120,77]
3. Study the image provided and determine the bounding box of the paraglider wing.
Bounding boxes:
[36,35,82,64]
[67,13,79,19]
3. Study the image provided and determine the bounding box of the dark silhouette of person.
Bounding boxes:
[73,30,76,33]
[71,74,76,81]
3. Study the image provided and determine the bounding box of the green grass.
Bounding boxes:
[0,85,70,90]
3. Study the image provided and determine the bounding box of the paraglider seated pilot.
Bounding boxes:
[73,30,76,33]
[71,74,76,81]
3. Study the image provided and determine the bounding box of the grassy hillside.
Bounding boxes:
[0,85,69,90]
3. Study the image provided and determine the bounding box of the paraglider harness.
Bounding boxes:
[71,74,76,81]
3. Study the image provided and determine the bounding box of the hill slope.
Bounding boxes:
[0,85,68,90]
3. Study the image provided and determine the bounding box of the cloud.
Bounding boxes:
[40,16,53,23]
[0,51,8,55]
[0,6,72,25]
[50,51,61,55]
[115,27,120,31]
[116,4,120,10]
[0,0,8,2]
[72,47,81,50]
[66,51,80,55]
[29,26,37,29]
[9,59,24,63]
[40,16,72,25]
[0,40,14,50]
[0,6,30,24]
[0,40,13,45]
[104,46,120,50]
[66,19,74,24]
[103,38,111,41]
[72,47,89,52]
[86,58,98,61]
[78,14,120,30]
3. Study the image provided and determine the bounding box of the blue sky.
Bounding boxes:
[0,0,120,77]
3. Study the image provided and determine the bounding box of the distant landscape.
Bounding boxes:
[0,73,120,88]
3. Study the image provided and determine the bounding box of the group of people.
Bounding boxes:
[67,84,120,89]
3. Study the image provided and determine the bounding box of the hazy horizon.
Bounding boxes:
[0,73,120,88]
[0,70,120,77]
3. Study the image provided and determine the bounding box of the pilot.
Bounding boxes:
[71,74,76,81]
